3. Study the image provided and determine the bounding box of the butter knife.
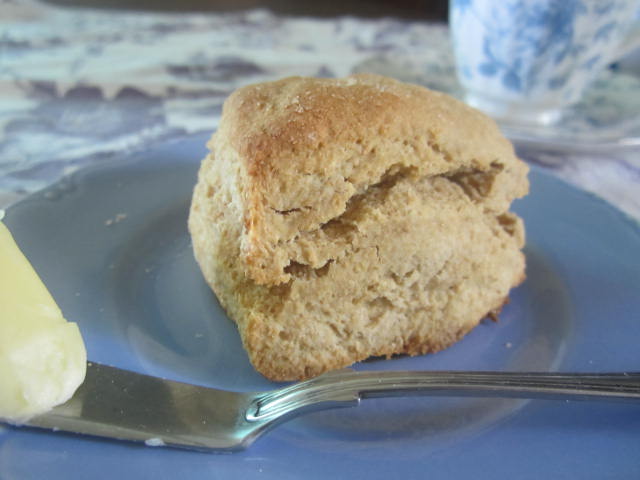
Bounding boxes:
[25,362,640,451]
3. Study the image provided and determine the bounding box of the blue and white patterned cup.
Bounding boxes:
[450,0,640,125]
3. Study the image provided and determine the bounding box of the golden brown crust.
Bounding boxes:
[189,74,529,381]
[214,74,528,285]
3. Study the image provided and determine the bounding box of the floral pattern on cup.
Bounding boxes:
[450,0,640,120]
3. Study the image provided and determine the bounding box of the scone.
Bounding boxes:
[188,74,529,381]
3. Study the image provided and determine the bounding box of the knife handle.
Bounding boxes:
[248,370,640,421]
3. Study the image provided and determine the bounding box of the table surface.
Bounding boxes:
[0,0,639,221]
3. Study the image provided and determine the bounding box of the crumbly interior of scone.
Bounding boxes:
[189,150,525,380]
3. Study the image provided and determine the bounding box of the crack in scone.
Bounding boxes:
[274,162,514,283]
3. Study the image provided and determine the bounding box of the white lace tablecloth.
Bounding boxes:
[1,0,639,220]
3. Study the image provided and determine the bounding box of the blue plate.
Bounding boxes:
[1,134,639,479]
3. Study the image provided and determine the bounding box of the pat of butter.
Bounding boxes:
[0,221,86,424]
